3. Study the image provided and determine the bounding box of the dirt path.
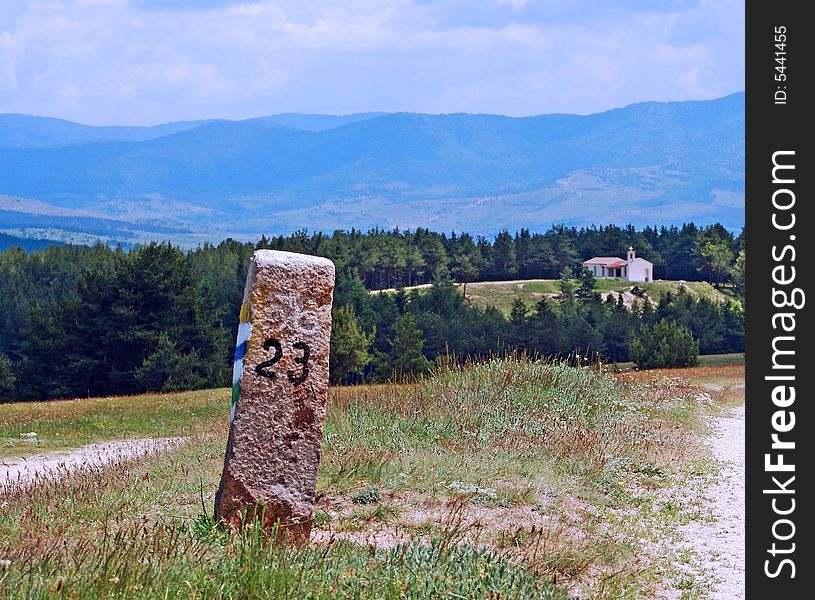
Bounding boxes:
[681,404,745,598]
[1,437,187,485]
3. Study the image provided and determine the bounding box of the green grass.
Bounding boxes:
[696,353,745,367]
[0,388,226,458]
[0,358,735,598]
[611,352,744,373]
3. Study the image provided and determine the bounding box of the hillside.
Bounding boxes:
[0,94,744,245]
[375,278,735,315]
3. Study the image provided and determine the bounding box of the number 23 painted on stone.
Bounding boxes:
[254,338,310,385]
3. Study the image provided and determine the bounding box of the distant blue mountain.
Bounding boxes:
[0,114,223,148]
[251,112,387,132]
[0,94,743,243]
[0,112,386,148]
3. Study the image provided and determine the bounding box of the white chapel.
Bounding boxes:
[583,247,654,283]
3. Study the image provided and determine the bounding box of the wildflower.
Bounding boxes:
[0,559,10,572]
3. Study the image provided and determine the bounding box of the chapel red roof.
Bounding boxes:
[583,256,626,266]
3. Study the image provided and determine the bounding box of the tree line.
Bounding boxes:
[0,223,744,402]
[255,223,744,290]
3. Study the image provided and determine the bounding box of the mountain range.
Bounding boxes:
[0,94,744,246]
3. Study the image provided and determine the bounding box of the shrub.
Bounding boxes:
[351,486,381,505]
[629,319,699,369]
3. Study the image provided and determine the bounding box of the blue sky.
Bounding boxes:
[0,0,743,125]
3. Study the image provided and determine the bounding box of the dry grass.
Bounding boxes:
[617,365,745,409]
[0,358,738,598]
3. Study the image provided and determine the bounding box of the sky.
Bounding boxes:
[0,0,744,125]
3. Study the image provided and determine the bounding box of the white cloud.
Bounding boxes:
[0,32,19,90]
[0,0,744,124]
[494,0,530,10]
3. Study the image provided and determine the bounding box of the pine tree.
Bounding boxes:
[135,332,205,392]
[730,249,746,298]
[491,231,517,279]
[526,298,559,356]
[629,320,699,369]
[576,265,597,298]
[18,303,82,400]
[698,240,735,287]
[389,314,430,378]
[559,269,578,309]
[451,253,479,299]
[508,298,530,350]
[107,243,200,392]
[329,305,375,385]
[0,353,15,402]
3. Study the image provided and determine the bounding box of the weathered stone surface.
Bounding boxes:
[215,250,335,542]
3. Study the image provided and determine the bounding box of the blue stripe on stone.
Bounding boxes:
[235,341,248,361]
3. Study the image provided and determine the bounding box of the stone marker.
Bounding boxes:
[215,250,335,542]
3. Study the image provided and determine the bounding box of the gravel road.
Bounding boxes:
[1,437,186,485]
[680,403,745,598]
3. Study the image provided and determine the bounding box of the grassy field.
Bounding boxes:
[375,279,736,315]
[0,389,225,459]
[694,353,745,368]
[0,360,744,598]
